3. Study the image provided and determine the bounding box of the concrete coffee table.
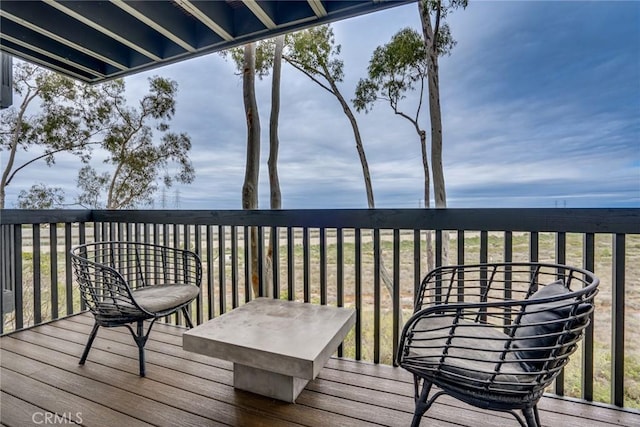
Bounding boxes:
[182,298,356,402]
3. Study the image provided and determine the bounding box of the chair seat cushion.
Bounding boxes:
[406,317,535,392]
[132,284,199,314]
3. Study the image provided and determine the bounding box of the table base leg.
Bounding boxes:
[233,363,309,403]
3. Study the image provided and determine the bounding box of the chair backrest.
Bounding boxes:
[401,262,599,395]
[70,241,202,322]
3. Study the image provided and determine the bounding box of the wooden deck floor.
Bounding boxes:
[1,313,638,427]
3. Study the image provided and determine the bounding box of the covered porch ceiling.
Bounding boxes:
[0,0,415,84]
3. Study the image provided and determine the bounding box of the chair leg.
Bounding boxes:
[411,379,433,427]
[79,322,100,365]
[125,320,154,377]
[522,405,540,427]
[182,307,194,329]
[136,321,146,377]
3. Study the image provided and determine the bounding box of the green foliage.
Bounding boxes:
[0,62,117,207]
[76,166,109,209]
[353,28,427,114]
[16,183,65,209]
[284,25,344,84]
[220,40,276,79]
[75,76,194,209]
[421,0,468,56]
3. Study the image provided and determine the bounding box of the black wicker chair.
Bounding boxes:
[70,241,202,376]
[396,262,599,427]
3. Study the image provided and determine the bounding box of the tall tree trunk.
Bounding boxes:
[420,0,449,268]
[427,54,446,209]
[265,35,285,299]
[326,71,402,330]
[326,77,375,208]
[419,128,435,273]
[241,43,261,298]
[419,0,446,209]
[269,36,283,211]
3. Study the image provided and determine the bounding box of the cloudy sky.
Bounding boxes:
[4,0,639,209]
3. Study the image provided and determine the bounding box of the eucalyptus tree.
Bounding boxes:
[16,183,64,209]
[353,28,431,207]
[419,0,468,209]
[241,43,262,297]
[284,25,375,208]
[0,61,112,209]
[75,77,194,209]
[354,0,467,270]
[284,25,401,330]
[223,39,282,297]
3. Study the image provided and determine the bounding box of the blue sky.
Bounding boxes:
[4,0,640,209]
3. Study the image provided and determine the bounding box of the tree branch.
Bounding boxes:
[283,56,335,96]
[415,76,425,122]
[434,0,442,47]
[6,140,100,187]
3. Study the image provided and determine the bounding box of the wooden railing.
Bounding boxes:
[1,208,639,409]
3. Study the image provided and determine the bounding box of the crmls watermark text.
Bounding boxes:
[32,412,83,424]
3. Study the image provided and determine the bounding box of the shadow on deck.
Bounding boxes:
[1,313,637,427]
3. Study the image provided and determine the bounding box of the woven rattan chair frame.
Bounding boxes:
[71,241,202,376]
[396,262,599,427]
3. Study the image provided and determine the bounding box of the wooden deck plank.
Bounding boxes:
[0,338,302,427]
[1,313,638,427]
[4,324,386,426]
[0,368,152,427]
[0,391,80,426]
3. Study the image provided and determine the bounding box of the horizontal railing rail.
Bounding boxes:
[1,208,639,410]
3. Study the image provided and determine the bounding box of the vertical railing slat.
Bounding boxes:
[231,226,239,309]
[287,227,294,301]
[612,233,625,407]
[480,230,488,265]
[78,223,86,312]
[303,227,310,303]
[243,226,250,303]
[320,228,327,305]
[65,222,73,316]
[414,229,421,307]
[33,224,41,325]
[219,225,226,313]
[530,231,539,262]
[392,229,400,366]
[337,227,344,357]
[13,224,23,330]
[504,231,513,324]
[271,227,280,299]
[373,229,381,364]
[435,229,443,268]
[195,224,203,325]
[257,226,264,298]
[206,225,214,319]
[554,231,567,396]
[582,232,595,401]
[50,224,58,321]
[457,230,465,302]
[355,228,362,361]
